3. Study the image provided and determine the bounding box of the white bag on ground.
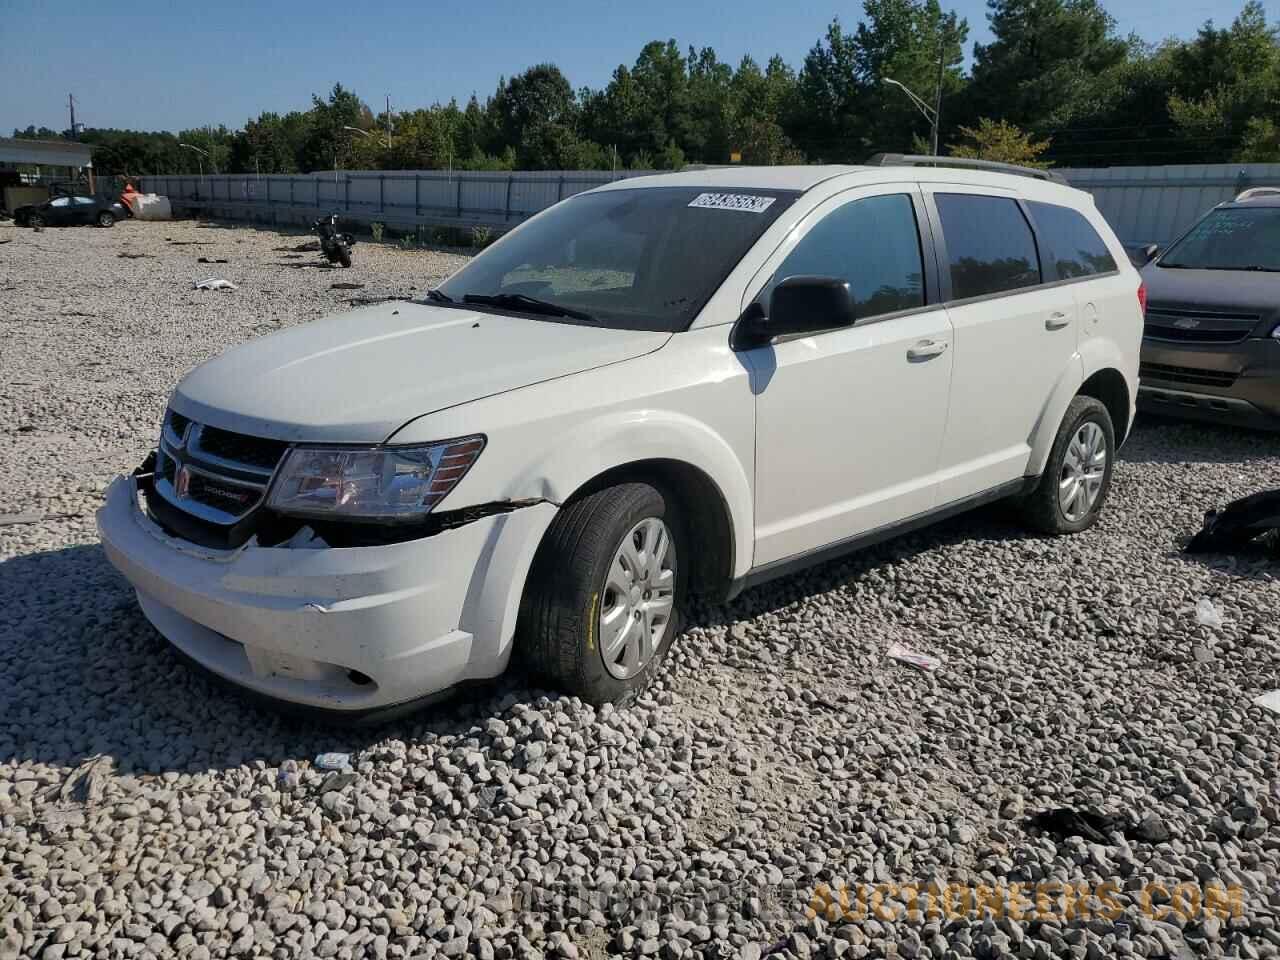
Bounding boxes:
[133,194,172,221]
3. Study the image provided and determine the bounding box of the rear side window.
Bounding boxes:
[761,194,925,318]
[1028,201,1117,280]
[935,194,1041,300]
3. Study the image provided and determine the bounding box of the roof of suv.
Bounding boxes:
[594,165,867,192]
[591,163,1090,206]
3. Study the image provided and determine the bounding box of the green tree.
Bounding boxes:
[300,83,373,172]
[948,117,1051,165]
[966,0,1128,130]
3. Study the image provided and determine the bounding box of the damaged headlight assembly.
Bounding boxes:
[267,436,485,521]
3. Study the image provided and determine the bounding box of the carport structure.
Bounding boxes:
[0,136,95,213]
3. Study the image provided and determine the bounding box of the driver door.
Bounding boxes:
[45,197,74,225]
[739,186,954,568]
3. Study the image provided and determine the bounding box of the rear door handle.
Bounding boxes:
[1046,311,1071,330]
[907,339,949,361]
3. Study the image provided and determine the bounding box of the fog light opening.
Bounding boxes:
[347,669,373,686]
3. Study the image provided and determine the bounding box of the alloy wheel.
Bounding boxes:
[1059,420,1107,522]
[598,517,676,680]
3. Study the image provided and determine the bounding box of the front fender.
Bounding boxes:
[509,409,755,579]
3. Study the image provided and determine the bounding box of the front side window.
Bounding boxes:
[936,194,1041,300]
[50,197,71,208]
[1159,206,1280,272]
[758,194,925,318]
[1027,201,1117,280]
[436,186,797,332]
[73,197,96,206]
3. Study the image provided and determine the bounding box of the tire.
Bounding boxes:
[97,211,115,227]
[1020,396,1116,534]
[336,246,352,268]
[518,482,684,705]
[27,215,43,229]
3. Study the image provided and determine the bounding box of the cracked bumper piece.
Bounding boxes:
[96,475,557,714]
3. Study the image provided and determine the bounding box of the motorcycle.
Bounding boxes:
[312,213,355,268]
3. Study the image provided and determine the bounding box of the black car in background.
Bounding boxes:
[12,194,128,229]
[1138,190,1280,430]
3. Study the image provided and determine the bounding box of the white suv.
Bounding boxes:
[97,157,1143,720]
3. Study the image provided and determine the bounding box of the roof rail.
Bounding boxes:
[1235,186,1280,201]
[866,153,1069,185]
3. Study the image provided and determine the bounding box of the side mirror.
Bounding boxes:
[732,276,857,350]
[1130,243,1159,267]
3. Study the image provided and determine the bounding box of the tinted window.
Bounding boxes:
[50,197,71,207]
[1159,207,1280,271]
[1028,201,1116,279]
[437,187,797,332]
[760,194,925,317]
[936,194,1041,300]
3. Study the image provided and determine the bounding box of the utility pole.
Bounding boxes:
[385,94,392,149]
[931,25,946,157]
[68,94,77,140]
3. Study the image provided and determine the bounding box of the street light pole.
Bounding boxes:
[882,77,939,156]
[178,142,209,184]
[931,29,946,157]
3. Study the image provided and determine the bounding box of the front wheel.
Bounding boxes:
[97,211,115,227]
[518,482,683,705]
[336,246,352,268]
[1020,395,1115,534]
[27,215,43,229]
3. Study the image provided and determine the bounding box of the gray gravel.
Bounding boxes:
[2,216,1280,960]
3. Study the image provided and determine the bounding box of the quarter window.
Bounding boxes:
[761,194,925,319]
[1027,201,1117,280]
[935,194,1041,300]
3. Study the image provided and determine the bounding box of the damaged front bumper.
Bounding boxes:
[96,474,558,717]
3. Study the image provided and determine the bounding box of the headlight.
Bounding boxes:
[267,436,485,520]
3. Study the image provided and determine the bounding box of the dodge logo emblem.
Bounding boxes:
[1173,317,1201,329]
[174,465,191,498]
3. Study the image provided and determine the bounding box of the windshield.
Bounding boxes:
[1160,206,1280,271]
[436,186,798,331]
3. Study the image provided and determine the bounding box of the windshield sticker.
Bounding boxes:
[688,192,777,213]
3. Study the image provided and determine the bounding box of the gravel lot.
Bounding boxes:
[2,217,1279,960]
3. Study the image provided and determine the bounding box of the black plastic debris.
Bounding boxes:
[1185,488,1280,554]
[1028,808,1171,844]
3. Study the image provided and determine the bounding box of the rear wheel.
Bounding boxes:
[336,246,352,268]
[518,482,683,705]
[97,211,115,227]
[27,215,43,229]
[1020,396,1115,534]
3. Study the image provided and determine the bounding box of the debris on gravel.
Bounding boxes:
[1,218,1279,960]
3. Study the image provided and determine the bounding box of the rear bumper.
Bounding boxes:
[96,475,557,714]
[1138,337,1280,429]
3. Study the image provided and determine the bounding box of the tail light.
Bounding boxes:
[1137,282,1147,316]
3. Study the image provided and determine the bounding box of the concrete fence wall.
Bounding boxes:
[142,163,1280,245]
[139,169,654,235]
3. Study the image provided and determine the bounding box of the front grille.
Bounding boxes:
[1139,361,1238,389]
[1144,306,1259,345]
[195,425,289,471]
[151,410,288,537]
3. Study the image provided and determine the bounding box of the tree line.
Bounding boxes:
[14,0,1280,176]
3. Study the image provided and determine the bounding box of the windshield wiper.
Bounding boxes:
[462,292,595,322]
[425,288,454,302]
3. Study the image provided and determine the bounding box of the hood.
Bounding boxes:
[171,301,670,442]
[1142,263,1280,334]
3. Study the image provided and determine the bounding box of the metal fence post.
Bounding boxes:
[345,176,350,212]
[315,178,320,210]
[289,177,294,207]
[378,175,385,213]
[557,175,564,201]
[455,177,463,217]
[504,175,514,221]
[414,174,421,218]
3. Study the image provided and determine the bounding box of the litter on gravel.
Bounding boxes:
[313,752,352,771]
[886,641,942,671]
[193,277,237,291]
[1254,690,1280,715]
[1195,596,1225,628]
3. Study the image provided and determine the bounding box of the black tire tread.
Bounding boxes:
[520,483,667,703]
[1021,395,1114,535]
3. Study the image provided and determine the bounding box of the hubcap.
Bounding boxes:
[598,517,676,680]
[1059,421,1107,522]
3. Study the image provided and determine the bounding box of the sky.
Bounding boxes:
[3,0,1272,136]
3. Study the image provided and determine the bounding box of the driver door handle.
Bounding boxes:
[907,339,949,361]
[1046,311,1071,330]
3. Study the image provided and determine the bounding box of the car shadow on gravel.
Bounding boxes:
[1119,416,1279,464]
[0,543,537,776]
